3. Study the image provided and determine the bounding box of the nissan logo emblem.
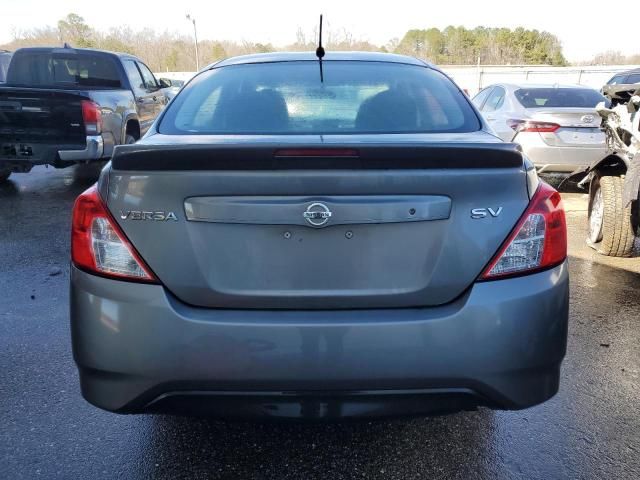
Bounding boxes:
[303,202,332,227]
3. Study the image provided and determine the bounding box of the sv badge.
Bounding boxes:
[120,210,178,221]
[471,207,503,219]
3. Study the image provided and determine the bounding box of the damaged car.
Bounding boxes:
[578,92,640,257]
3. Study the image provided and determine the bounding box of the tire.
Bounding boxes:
[125,134,137,145]
[0,169,10,184]
[588,174,636,257]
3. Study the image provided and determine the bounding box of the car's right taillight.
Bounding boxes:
[81,100,102,135]
[480,182,567,280]
[71,185,157,283]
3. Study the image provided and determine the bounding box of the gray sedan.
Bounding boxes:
[70,52,569,419]
[473,84,608,173]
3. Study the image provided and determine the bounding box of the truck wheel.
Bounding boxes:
[0,169,10,184]
[588,174,636,257]
[125,134,137,145]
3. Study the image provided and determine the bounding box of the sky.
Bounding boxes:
[1,0,636,62]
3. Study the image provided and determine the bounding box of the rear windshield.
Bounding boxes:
[514,88,606,109]
[159,61,480,135]
[6,51,122,88]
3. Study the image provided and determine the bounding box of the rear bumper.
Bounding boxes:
[58,135,104,161]
[0,135,107,169]
[516,134,606,173]
[70,262,569,418]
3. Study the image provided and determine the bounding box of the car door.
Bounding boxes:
[123,60,155,136]
[481,86,512,141]
[136,61,165,118]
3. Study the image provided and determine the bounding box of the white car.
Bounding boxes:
[472,84,608,173]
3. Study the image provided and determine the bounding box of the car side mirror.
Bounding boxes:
[158,78,172,88]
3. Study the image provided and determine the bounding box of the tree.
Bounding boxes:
[57,13,94,47]
[395,25,566,65]
[1,15,571,70]
[592,50,626,65]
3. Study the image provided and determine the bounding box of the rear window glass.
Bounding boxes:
[6,52,122,88]
[514,88,606,109]
[159,61,480,135]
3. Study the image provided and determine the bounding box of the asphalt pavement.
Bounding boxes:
[1,166,639,480]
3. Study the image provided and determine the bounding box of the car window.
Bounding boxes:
[160,61,480,135]
[137,62,158,90]
[482,87,505,112]
[0,53,11,82]
[607,75,625,85]
[181,86,223,129]
[6,51,121,88]
[471,87,493,109]
[123,60,146,97]
[514,88,606,108]
[627,74,640,84]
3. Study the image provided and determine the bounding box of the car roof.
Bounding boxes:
[13,46,140,62]
[211,51,433,69]
[488,83,598,91]
[615,68,640,75]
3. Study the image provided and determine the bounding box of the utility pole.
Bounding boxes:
[185,14,199,71]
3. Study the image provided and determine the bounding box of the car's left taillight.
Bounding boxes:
[480,182,567,280]
[71,185,158,283]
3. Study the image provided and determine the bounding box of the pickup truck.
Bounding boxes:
[0,47,170,183]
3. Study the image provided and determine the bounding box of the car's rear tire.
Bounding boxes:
[588,174,636,257]
[0,169,11,184]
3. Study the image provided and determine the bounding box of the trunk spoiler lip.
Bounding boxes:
[110,142,524,171]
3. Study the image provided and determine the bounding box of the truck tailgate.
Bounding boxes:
[0,87,88,160]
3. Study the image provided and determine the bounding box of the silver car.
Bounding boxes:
[472,84,608,173]
[159,78,186,102]
[70,52,569,419]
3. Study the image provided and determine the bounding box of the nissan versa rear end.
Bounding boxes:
[70,52,569,418]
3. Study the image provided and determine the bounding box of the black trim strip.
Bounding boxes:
[111,143,524,171]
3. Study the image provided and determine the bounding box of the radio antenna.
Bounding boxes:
[316,14,325,82]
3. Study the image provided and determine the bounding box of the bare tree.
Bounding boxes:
[1,13,572,70]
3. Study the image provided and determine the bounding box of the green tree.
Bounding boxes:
[395,25,566,65]
[57,13,94,48]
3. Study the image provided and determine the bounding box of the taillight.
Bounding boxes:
[508,119,560,133]
[71,185,157,282]
[480,182,566,280]
[81,100,102,135]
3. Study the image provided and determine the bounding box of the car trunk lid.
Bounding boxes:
[105,134,529,309]
[526,107,605,147]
